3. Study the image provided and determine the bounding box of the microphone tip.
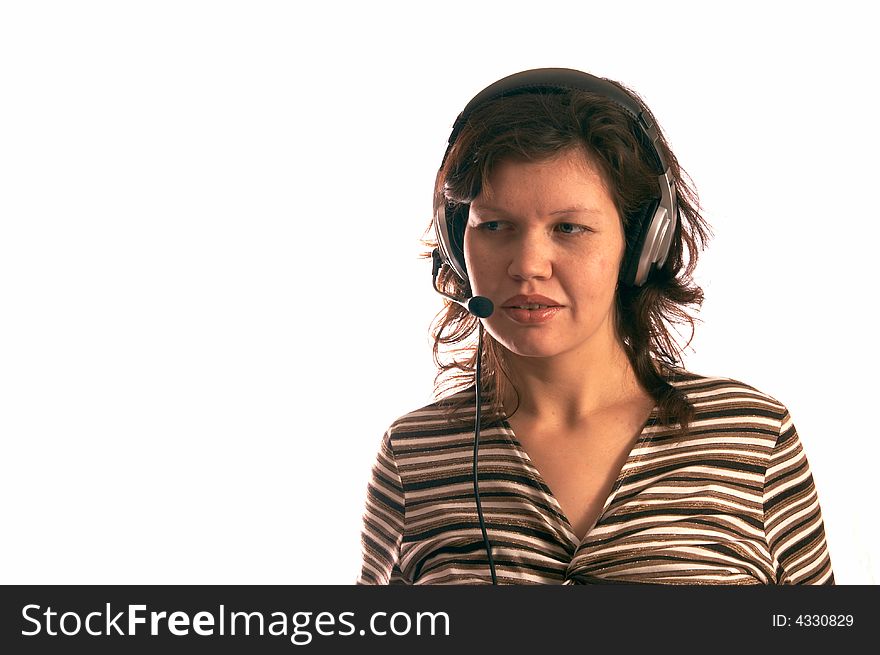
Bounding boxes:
[468,296,494,318]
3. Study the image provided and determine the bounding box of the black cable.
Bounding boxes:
[473,322,498,584]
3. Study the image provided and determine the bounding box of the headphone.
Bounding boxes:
[432,67,679,291]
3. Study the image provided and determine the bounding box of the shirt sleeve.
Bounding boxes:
[763,411,834,584]
[356,430,406,584]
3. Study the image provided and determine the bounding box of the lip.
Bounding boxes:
[500,294,563,308]
[500,294,565,325]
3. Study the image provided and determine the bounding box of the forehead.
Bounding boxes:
[473,149,616,217]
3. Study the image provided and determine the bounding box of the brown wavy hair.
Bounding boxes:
[422,82,711,432]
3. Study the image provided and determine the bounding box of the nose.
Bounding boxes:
[507,229,552,281]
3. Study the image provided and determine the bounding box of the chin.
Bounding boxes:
[490,333,571,360]
[508,348,566,360]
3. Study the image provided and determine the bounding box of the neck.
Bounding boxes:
[498,334,650,427]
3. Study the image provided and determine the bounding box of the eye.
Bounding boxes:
[477,220,506,232]
[556,222,590,235]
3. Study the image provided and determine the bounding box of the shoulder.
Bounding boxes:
[663,367,791,427]
[383,386,479,445]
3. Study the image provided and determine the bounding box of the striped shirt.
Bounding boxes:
[358,370,834,585]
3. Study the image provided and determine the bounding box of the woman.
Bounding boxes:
[358,68,833,585]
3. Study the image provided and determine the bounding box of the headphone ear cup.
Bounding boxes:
[449,204,469,278]
[434,201,465,282]
[436,202,469,282]
[620,199,660,287]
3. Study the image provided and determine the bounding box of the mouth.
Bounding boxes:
[500,303,564,325]
[504,303,558,309]
[500,294,563,309]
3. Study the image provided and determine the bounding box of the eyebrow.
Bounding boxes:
[549,205,603,216]
[471,204,603,216]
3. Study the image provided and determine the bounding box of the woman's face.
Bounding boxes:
[463,148,625,361]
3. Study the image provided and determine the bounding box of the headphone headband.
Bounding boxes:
[444,68,668,173]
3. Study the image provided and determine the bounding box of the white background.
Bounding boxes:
[1,1,876,584]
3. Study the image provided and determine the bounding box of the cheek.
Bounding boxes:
[462,233,474,272]
[598,249,624,281]
[597,234,626,283]
[463,234,495,290]
[569,253,621,304]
